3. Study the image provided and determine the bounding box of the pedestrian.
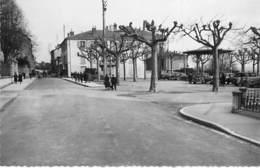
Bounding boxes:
[80,72,83,83]
[104,74,110,90]
[84,73,88,83]
[18,73,23,84]
[227,74,232,85]
[29,72,32,80]
[111,74,117,91]
[188,73,192,84]
[23,72,26,79]
[14,73,18,84]
[220,72,226,86]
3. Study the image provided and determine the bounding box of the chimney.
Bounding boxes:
[113,23,117,31]
[69,31,74,36]
[92,27,97,34]
[143,20,147,31]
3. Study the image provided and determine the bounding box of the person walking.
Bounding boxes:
[104,74,110,90]
[188,73,192,84]
[18,73,23,84]
[14,73,18,84]
[220,72,226,86]
[111,74,117,91]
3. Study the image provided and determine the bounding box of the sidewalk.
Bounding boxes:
[0,77,12,89]
[0,78,35,111]
[63,78,103,87]
[180,103,260,147]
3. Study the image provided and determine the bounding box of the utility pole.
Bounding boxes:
[0,0,5,76]
[102,0,107,76]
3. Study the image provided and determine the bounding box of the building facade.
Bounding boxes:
[53,26,187,79]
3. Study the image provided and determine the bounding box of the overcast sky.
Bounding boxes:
[16,0,260,62]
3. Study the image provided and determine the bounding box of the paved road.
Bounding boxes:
[1,78,260,166]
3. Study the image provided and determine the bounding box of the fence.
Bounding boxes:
[232,88,260,113]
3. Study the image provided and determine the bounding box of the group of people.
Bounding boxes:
[72,72,90,83]
[104,74,117,91]
[13,73,25,84]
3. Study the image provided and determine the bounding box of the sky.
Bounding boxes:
[16,0,260,63]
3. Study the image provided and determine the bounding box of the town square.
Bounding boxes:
[0,0,260,166]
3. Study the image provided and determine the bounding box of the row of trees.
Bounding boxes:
[78,18,260,93]
[0,0,35,71]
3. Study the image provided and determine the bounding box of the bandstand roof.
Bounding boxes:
[183,46,233,55]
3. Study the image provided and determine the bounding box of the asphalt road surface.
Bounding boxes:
[1,78,260,166]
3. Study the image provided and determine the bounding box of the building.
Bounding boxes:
[50,45,62,76]
[54,24,187,79]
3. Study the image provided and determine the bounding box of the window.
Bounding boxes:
[80,58,86,65]
[80,41,86,48]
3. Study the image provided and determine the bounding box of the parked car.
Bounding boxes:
[192,73,212,84]
[161,70,187,80]
[225,73,235,84]
[231,72,260,87]
[160,70,172,80]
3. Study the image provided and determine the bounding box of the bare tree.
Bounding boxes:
[128,41,150,82]
[245,36,260,75]
[192,55,201,74]
[0,0,35,75]
[199,55,211,74]
[227,53,237,73]
[234,48,252,73]
[180,20,232,92]
[78,46,95,69]
[249,27,260,75]
[248,47,258,73]
[120,51,130,81]
[78,43,103,81]
[119,21,180,92]
[138,45,151,80]
[96,34,134,84]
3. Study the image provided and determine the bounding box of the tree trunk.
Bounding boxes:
[133,58,136,82]
[90,60,93,69]
[109,56,112,76]
[116,54,120,84]
[253,60,256,73]
[257,54,260,75]
[241,63,245,73]
[135,58,138,80]
[96,58,100,82]
[144,55,147,80]
[229,60,233,73]
[123,61,126,81]
[149,44,158,92]
[212,49,219,92]
[103,50,107,76]
[201,63,204,74]
[196,60,200,74]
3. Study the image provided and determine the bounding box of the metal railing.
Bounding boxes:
[232,88,260,113]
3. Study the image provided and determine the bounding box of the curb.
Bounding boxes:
[179,105,260,147]
[0,82,12,90]
[0,96,17,113]
[63,78,90,87]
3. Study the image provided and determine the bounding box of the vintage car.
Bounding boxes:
[231,72,260,87]
[231,72,259,86]
[191,73,212,84]
[161,70,187,80]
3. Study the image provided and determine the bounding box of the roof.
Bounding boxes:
[183,46,233,55]
[66,29,160,42]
